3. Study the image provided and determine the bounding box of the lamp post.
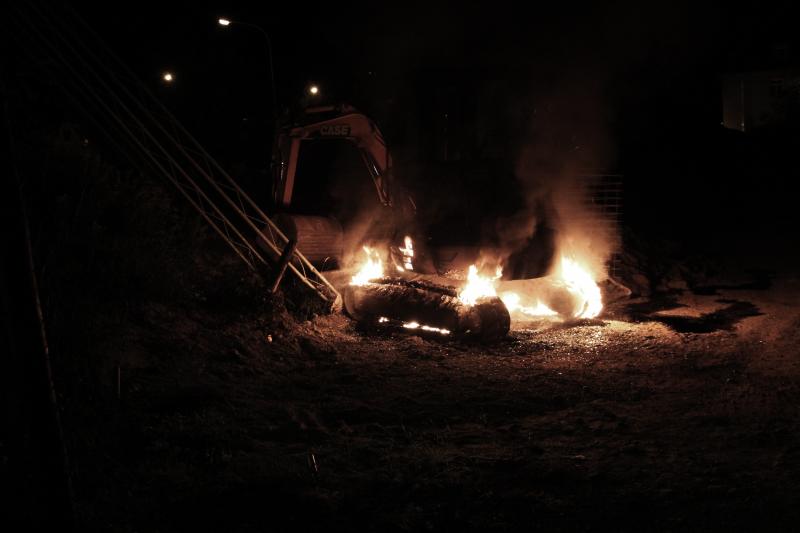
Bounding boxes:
[218,17,278,117]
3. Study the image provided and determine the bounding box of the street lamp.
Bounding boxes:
[162,71,174,83]
[308,84,319,96]
[217,17,277,116]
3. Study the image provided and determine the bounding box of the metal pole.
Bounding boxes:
[270,238,297,293]
[231,20,278,117]
[3,79,75,528]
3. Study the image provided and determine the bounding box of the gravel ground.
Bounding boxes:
[60,266,800,532]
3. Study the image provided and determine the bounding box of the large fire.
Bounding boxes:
[457,255,603,319]
[350,246,603,322]
[456,264,558,316]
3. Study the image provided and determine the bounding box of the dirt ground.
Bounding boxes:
[57,258,800,532]
[19,140,798,531]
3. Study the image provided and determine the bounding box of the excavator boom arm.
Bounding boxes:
[273,105,393,209]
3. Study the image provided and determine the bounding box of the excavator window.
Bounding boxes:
[290,139,381,228]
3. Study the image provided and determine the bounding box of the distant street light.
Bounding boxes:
[162,71,174,83]
[308,84,319,96]
[217,16,277,116]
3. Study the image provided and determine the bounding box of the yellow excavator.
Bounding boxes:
[268,103,604,281]
[270,103,425,271]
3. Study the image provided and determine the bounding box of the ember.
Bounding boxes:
[376,317,452,335]
[402,321,451,335]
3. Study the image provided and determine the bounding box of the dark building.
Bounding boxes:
[722,67,800,131]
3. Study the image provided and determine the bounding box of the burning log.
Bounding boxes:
[344,278,510,340]
[498,269,603,320]
[509,277,585,318]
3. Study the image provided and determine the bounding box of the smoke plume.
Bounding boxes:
[495,78,620,281]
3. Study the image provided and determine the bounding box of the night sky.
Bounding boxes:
[73,1,800,248]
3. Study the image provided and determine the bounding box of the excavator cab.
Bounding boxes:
[270,104,428,272]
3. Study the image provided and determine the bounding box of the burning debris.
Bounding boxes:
[345,277,510,340]
[345,248,510,340]
[342,245,606,340]
[446,256,604,321]
[500,256,604,319]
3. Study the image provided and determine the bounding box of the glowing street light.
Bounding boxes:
[162,71,174,83]
[308,84,319,96]
[217,18,231,26]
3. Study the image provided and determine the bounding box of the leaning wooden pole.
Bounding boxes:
[269,239,297,293]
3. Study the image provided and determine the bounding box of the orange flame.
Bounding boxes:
[500,292,558,317]
[458,256,602,319]
[458,264,502,305]
[558,256,603,318]
[352,246,603,323]
[350,247,384,286]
